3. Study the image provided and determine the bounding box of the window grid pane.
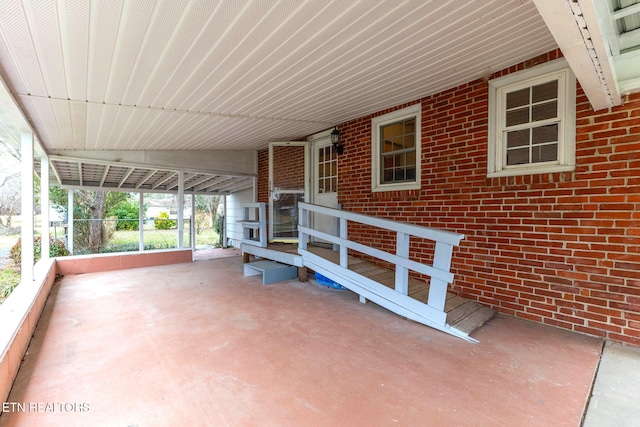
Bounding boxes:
[503,79,560,167]
[380,118,416,184]
[317,145,338,193]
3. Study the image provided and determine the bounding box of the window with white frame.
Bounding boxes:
[488,59,576,177]
[371,104,421,191]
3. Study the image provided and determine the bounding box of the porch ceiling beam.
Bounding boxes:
[212,177,251,193]
[47,151,257,178]
[197,177,231,192]
[117,167,135,188]
[50,160,63,186]
[194,176,227,192]
[152,172,177,189]
[614,2,640,20]
[186,174,217,190]
[181,172,198,187]
[222,179,253,194]
[619,28,640,52]
[165,173,194,191]
[135,169,158,189]
[99,165,110,187]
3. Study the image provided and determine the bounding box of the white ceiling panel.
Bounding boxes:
[0,0,566,155]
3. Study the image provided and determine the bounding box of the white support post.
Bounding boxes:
[21,131,34,282]
[333,203,341,252]
[395,232,410,295]
[191,193,196,250]
[177,171,184,248]
[139,192,144,251]
[427,242,454,312]
[67,189,74,254]
[41,153,50,260]
[298,205,307,251]
[339,217,348,268]
[222,195,227,247]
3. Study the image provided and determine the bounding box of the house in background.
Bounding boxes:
[0,1,639,393]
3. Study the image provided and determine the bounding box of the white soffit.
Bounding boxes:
[533,0,622,110]
[535,0,640,109]
[0,0,558,154]
[586,0,640,95]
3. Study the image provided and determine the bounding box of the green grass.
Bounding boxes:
[0,264,20,304]
[100,227,220,253]
[0,234,20,304]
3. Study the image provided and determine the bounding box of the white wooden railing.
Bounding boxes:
[298,202,464,330]
[239,203,267,247]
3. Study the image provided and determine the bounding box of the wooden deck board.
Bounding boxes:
[450,306,496,334]
[446,301,481,325]
[444,295,468,312]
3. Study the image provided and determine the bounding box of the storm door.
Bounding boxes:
[268,142,308,242]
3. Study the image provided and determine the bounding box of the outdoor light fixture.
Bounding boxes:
[331,126,343,155]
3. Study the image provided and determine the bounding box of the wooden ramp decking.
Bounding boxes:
[242,243,495,341]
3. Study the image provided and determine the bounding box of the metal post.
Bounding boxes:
[20,131,34,282]
[139,192,144,251]
[67,189,74,254]
[177,171,184,248]
[41,153,50,260]
[191,193,196,250]
[222,195,227,248]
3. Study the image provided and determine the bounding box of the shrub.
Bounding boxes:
[154,211,176,230]
[10,236,70,264]
[107,201,140,231]
[214,213,223,234]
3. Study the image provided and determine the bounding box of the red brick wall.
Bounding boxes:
[255,50,640,346]
[336,51,640,347]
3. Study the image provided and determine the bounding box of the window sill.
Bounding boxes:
[372,182,420,193]
[487,164,575,178]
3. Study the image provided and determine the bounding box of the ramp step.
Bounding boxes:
[244,260,297,285]
[448,304,496,335]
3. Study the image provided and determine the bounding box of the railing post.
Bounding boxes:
[395,231,409,295]
[339,217,348,268]
[258,203,267,247]
[427,242,454,312]
[299,204,308,251]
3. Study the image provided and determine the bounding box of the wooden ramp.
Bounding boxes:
[305,246,495,342]
[240,202,495,342]
[242,243,495,342]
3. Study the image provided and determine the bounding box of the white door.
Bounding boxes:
[309,130,338,242]
[268,142,308,243]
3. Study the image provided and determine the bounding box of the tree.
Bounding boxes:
[107,200,142,230]
[49,188,134,253]
[0,173,20,228]
[195,195,221,228]
[0,144,22,229]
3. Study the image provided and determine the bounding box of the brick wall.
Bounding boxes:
[256,50,640,346]
[257,144,306,221]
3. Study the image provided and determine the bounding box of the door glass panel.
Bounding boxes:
[272,193,303,239]
[270,144,306,242]
[317,145,337,194]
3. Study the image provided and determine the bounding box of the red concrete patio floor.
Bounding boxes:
[2,256,602,426]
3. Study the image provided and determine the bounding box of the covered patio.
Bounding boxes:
[3,256,602,426]
[2,0,640,424]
